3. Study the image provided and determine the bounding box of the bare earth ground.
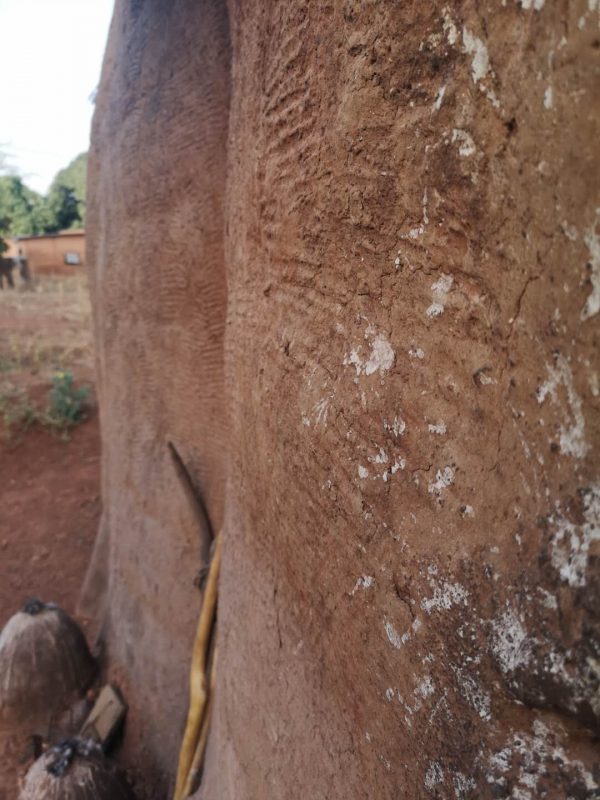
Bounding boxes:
[0,275,100,799]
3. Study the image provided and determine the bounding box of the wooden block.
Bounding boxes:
[79,684,126,750]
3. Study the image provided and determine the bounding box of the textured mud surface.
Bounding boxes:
[87,1,599,798]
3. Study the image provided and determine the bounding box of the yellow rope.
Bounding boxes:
[173,533,222,800]
[182,646,218,797]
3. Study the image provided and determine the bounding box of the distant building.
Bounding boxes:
[6,229,85,275]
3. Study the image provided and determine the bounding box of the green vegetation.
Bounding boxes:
[0,153,87,250]
[0,386,38,434]
[0,371,89,440]
[48,371,89,427]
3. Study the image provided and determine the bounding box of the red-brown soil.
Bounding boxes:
[0,278,100,799]
[0,416,100,621]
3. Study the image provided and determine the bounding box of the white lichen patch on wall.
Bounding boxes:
[383,615,421,650]
[549,486,600,587]
[453,773,476,798]
[450,663,492,721]
[399,675,436,716]
[424,761,444,790]
[580,209,600,321]
[490,607,534,674]
[344,324,395,377]
[536,354,589,458]
[485,720,598,798]
[421,580,469,614]
[426,273,453,318]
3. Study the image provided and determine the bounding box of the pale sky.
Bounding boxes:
[0,0,114,193]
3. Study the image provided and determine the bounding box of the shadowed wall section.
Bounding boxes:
[83,0,231,793]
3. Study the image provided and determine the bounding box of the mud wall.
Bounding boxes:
[8,231,85,274]
[87,1,599,798]
[84,0,231,790]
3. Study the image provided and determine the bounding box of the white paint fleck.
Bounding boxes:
[562,221,578,241]
[313,397,331,426]
[581,209,600,321]
[432,274,453,294]
[383,456,406,482]
[426,302,444,318]
[460,504,474,517]
[426,273,453,319]
[384,417,406,437]
[421,581,469,614]
[432,84,446,112]
[385,687,395,701]
[536,354,589,458]
[358,465,369,479]
[543,86,553,109]
[399,188,429,242]
[384,619,404,649]
[428,421,447,435]
[549,486,600,587]
[351,575,374,595]
[537,587,558,610]
[409,346,425,359]
[519,0,546,9]
[369,447,389,465]
[428,466,455,499]
[442,7,458,44]
[344,327,395,377]
[462,28,490,83]
[490,607,534,674]
[425,762,444,789]
[302,415,310,427]
[477,371,496,386]
[452,128,476,157]
[417,676,435,700]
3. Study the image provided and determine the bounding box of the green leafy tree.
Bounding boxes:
[47,152,87,228]
[0,152,87,240]
[44,184,81,233]
[0,176,47,237]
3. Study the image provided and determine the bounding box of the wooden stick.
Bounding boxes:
[182,646,218,797]
[173,533,222,800]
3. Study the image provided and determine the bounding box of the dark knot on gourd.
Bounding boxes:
[45,738,101,778]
